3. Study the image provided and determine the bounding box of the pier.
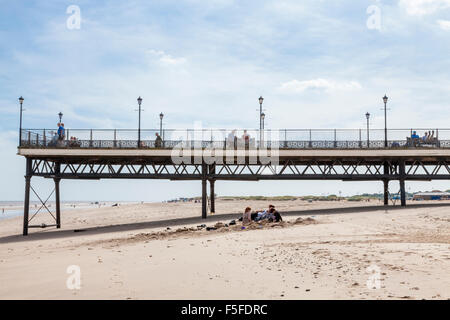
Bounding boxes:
[18,128,450,235]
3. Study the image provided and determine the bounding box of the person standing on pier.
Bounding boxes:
[57,123,65,140]
[155,132,163,148]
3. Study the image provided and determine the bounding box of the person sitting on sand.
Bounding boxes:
[268,205,282,222]
[243,207,252,224]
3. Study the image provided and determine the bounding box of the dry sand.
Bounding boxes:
[0,199,449,300]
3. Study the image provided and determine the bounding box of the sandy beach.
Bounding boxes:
[0,199,449,300]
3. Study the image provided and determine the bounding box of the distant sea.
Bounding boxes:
[0,201,140,220]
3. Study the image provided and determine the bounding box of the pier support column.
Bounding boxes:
[54,178,61,228]
[209,164,216,215]
[399,161,406,207]
[383,180,389,206]
[23,158,32,236]
[210,180,215,214]
[202,163,207,219]
[54,162,61,228]
[383,162,389,206]
[399,179,406,207]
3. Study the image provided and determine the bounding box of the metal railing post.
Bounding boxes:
[359,129,362,148]
[114,129,117,148]
[309,129,312,148]
[90,129,93,147]
[43,129,46,147]
[187,129,190,148]
[436,129,440,147]
[334,129,337,148]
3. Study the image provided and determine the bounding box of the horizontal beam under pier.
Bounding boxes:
[31,173,450,180]
[17,148,450,159]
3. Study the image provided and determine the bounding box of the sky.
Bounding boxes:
[0,0,449,201]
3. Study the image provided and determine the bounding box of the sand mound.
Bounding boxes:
[84,216,319,247]
[291,217,317,225]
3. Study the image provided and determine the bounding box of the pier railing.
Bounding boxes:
[19,128,450,149]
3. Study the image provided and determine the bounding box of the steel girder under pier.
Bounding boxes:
[21,156,450,235]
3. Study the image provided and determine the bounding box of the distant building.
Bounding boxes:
[413,192,450,201]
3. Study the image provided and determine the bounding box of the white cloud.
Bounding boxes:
[278,78,362,93]
[399,0,450,16]
[147,49,187,65]
[437,19,450,29]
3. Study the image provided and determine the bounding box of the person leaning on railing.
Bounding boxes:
[155,132,163,148]
[227,129,237,149]
[49,131,58,147]
[68,136,81,147]
[406,131,420,147]
[242,130,250,148]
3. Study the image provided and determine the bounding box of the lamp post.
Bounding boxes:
[261,112,265,146]
[261,112,265,130]
[383,95,388,147]
[258,96,264,143]
[58,112,63,123]
[365,112,370,148]
[159,112,164,136]
[137,96,143,148]
[18,96,24,146]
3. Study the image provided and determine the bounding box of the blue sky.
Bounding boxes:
[1,0,449,201]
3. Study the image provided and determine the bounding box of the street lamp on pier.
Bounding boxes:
[258,96,264,143]
[58,112,63,123]
[261,112,265,130]
[18,96,24,146]
[137,96,143,148]
[365,112,370,148]
[261,112,266,145]
[383,95,388,147]
[159,112,164,136]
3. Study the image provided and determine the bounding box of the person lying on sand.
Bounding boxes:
[254,209,272,222]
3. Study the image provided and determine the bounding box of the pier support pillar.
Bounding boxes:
[399,161,406,207]
[399,179,406,207]
[383,162,389,206]
[209,164,216,215]
[383,180,389,206]
[202,164,207,219]
[54,178,61,228]
[210,179,215,214]
[54,162,61,228]
[23,158,32,236]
